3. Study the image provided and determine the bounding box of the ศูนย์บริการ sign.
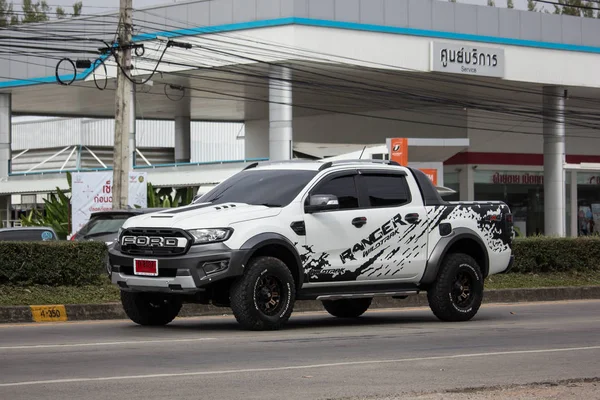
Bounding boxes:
[70,171,148,235]
[430,42,505,78]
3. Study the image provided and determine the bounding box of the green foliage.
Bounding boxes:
[507,0,514,8]
[146,183,198,209]
[0,0,18,27]
[512,236,600,274]
[528,0,537,11]
[4,0,82,24]
[55,5,65,19]
[551,0,596,17]
[72,1,82,17]
[20,172,72,240]
[0,241,107,286]
[21,0,50,23]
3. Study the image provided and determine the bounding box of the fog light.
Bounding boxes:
[202,260,229,275]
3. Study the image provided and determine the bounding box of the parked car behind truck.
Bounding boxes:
[109,159,514,331]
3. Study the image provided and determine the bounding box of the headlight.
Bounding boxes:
[187,228,232,244]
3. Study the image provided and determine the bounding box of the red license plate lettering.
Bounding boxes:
[134,259,158,276]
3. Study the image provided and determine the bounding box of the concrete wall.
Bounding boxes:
[2,0,599,88]
[245,107,468,159]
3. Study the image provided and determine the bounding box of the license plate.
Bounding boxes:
[134,259,158,276]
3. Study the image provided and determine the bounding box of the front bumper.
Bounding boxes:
[108,243,248,293]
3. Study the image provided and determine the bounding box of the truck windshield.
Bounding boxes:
[197,169,318,207]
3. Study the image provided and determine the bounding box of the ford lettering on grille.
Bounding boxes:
[122,236,180,247]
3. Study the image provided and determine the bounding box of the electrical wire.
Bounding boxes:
[5,1,600,139]
[129,14,600,110]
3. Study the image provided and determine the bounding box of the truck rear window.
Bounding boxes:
[0,230,56,241]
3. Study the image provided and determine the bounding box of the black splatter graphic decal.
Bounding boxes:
[426,203,511,253]
[298,202,511,283]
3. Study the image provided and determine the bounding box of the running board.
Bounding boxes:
[316,290,419,301]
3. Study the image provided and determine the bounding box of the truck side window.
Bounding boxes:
[362,174,411,208]
[313,175,359,210]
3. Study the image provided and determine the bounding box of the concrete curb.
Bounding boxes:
[2,286,600,324]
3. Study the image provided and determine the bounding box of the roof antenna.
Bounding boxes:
[359,145,367,160]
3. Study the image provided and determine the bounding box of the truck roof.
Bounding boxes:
[244,159,404,172]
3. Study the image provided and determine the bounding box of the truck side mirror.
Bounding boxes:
[304,194,340,213]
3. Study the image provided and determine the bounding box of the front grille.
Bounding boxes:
[120,228,191,256]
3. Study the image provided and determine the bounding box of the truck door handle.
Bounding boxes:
[352,217,367,228]
[405,213,420,224]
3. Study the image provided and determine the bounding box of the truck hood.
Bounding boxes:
[121,202,282,230]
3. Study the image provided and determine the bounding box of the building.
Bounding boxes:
[1,0,600,237]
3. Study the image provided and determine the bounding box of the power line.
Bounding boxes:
[130,12,600,108]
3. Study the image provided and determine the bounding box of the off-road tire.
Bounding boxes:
[120,291,182,326]
[427,253,484,322]
[322,298,372,318]
[230,256,296,331]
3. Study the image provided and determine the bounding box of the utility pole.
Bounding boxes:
[112,0,133,210]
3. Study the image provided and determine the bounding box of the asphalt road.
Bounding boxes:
[1,300,599,400]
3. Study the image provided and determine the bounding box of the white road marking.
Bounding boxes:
[0,337,216,350]
[1,344,599,387]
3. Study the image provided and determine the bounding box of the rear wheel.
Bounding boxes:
[120,291,182,326]
[322,298,372,318]
[230,256,296,331]
[427,253,484,322]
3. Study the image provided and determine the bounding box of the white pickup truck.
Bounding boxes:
[108,159,514,330]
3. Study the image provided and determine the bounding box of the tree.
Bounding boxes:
[21,172,72,240]
[0,0,18,27]
[21,0,51,23]
[552,0,591,17]
[72,1,82,17]
[528,0,538,11]
[507,0,514,8]
[583,1,597,18]
[488,0,495,6]
[55,6,66,19]
[13,0,82,23]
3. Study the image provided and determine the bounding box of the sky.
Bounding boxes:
[11,0,552,16]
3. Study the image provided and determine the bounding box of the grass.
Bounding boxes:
[484,270,600,289]
[0,280,120,306]
[1,272,600,306]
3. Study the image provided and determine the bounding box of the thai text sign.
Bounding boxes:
[71,171,148,235]
[431,42,505,78]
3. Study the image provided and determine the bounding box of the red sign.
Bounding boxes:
[492,172,543,185]
[389,138,408,166]
[419,168,438,186]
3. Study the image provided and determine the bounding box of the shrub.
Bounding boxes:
[0,241,107,286]
[512,236,600,274]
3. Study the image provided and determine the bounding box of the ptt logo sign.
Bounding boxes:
[389,138,408,166]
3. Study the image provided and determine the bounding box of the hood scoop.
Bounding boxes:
[214,204,237,210]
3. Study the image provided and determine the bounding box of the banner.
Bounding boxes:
[71,171,148,235]
[388,138,408,166]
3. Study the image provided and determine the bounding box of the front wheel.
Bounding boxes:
[230,256,296,331]
[322,298,372,318]
[120,291,182,326]
[427,253,484,322]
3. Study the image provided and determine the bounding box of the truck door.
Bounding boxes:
[302,170,373,283]
[350,169,428,281]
